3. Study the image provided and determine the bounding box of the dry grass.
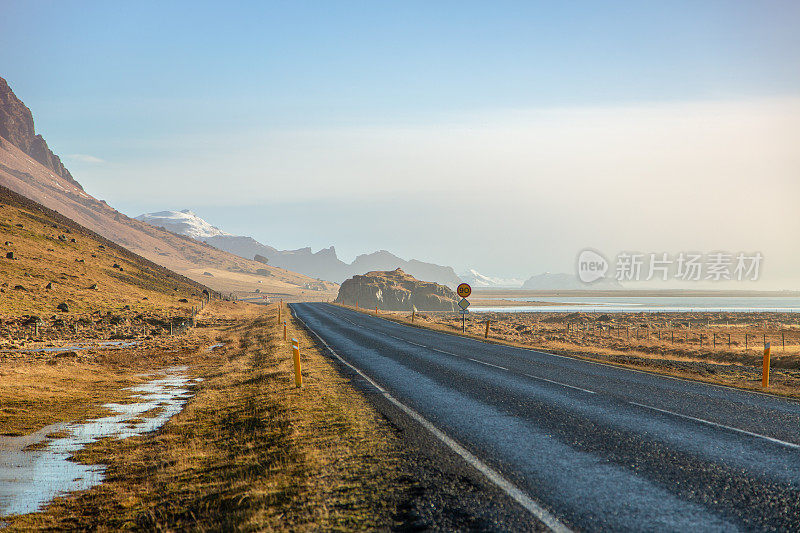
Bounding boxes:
[3,301,403,531]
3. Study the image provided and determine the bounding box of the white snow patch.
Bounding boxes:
[135,210,230,240]
[459,269,524,288]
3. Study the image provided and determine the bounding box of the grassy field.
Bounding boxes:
[2,300,406,530]
[340,304,800,398]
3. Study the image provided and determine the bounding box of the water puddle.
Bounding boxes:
[0,366,197,517]
[0,341,140,354]
[206,343,224,351]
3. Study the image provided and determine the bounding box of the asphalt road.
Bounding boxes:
[291,303,800,532]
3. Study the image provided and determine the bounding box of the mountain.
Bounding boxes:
[459,269,524,288]
[0,76,335,301]
[135,210,229,240]
[140,210,461,287]
[521,272,623,290]
[349,250,461,288]
[199,235,351,282]
[0,77,81,191]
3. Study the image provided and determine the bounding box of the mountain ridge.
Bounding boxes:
[140,209,462,287]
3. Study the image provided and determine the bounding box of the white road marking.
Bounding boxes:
[628,401,800,450]
[522,374,596,394]
[293,308,572,533]
[467,358,509,370]
[430,347,459,356]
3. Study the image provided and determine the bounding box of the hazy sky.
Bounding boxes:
[2,1,799,287]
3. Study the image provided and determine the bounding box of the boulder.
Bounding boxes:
[335,268,458,311]
[57,302,69,312]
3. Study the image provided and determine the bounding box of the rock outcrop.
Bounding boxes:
[335,268,457,311]
[0,76,81,189]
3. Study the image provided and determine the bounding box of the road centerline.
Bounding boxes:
[628,401,800,450]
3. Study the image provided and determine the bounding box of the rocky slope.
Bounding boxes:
[0,77,80,190]
[335,268,458,311]
[0,76,334,300]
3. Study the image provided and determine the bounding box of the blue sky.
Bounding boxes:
[2,1,799,286]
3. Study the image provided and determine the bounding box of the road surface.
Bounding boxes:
[291,303,800,532]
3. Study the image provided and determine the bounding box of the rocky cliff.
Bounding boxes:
[335,268,458,311]
[0,77,81,190]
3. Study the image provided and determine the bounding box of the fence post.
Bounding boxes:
[292,338,302,388]
[283,321,287,341]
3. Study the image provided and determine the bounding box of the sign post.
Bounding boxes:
[457,283,472,333]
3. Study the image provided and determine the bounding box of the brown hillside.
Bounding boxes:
[0,77,336,301]
[0,183,210,335]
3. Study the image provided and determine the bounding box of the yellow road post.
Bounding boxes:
[292,338,302,388]
[485,320,490,339]
[762,342,771,387]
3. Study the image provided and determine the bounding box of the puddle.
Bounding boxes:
[0,367,196,517]
[0,341,140,354]
[206,343,224,351]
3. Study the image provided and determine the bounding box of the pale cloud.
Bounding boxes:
[67,153,105,164]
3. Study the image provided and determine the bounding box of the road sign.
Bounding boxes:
[456,283,472,298]
[458,298,470,310]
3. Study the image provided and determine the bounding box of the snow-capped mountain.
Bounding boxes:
[459,269,524,288]
[135,210,229,240]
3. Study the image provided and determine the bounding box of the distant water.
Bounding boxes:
[471,296,800,313]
